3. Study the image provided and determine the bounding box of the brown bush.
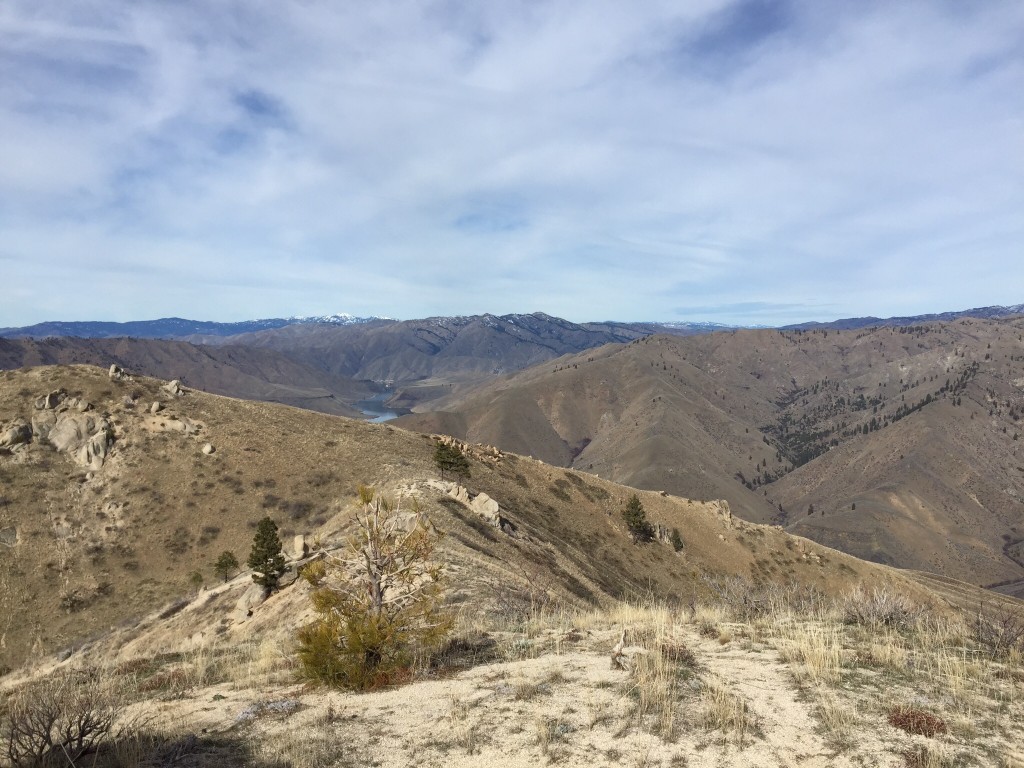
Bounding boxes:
[887,705,947,737]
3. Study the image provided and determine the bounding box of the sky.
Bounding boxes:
[1,1,1022,327]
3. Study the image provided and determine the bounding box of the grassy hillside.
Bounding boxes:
[397,319,1024,589]
[0,364,929,671]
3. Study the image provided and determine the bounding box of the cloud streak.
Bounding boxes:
[1,0,1021,326]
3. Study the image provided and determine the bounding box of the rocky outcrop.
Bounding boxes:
[31,412,56,439]
[0,421,32,448]
[163,380,185,397]
[108,364,126,380]
[34,389,66,410]
[469,492,501,526]
[48,413,114,469]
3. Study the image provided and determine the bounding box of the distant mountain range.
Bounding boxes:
[2,304,1022,340]
[0,313,389,339]
[781,304,1024,330]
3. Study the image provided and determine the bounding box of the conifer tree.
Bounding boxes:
[622,494,655,543]
[214,550,239,582]
[248,516,286,593]
[433,441,470,481]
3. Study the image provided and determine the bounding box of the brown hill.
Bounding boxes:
[0,337,369,417]
[196,313,656,410]
[396,319,1024,592]
[0,364,936,672]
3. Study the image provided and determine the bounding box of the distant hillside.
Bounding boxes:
[397,318,1024,593]
[0,337,369,417]
[782,303,1024,331]
[0,314,389,340]
[200,313,666,410]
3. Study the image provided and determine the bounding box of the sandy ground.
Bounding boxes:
[128,625,958,768]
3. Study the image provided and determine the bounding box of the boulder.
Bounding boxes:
[469,492,501,526]
[163,380,184,396]
[31,412,57,439]
[108,364,124,380]
[75,430,113,471]
[448,485,471,504]
[49,413,114,469]
[202,443,215,455]
[150,401,162,414]
[234,583,267,621]
[34,389,65,410]
[292,535,308,560]
[0,421,32,448]
[0,526,18,547]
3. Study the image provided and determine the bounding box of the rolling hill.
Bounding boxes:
[0,363,932,672]
[397,318,1024,593]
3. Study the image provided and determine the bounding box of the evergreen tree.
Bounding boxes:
[433,441,470,481]
[248,517,286,593]
[214,550,239,582]
[622,494,655,543]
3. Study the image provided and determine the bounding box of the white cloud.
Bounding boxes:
[1,0,1022,326]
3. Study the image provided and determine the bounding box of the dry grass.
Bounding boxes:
[698,680,752,746]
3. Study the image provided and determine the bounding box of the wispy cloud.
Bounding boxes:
[1,1,1021,326]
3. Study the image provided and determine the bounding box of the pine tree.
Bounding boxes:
[248,517,286,593]
[433,441,470,481]
[622,494,655,543]
[214,550,239,582]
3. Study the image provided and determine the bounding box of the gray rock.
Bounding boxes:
[34,389,65,410]
[0,422,32,448]
[48,413,114,469]
[469,492,501,526]
[163,380,184,396]
[234,583,267,621]
[150,401,162,414]
[31,412,56,439]
[108,364,124,380]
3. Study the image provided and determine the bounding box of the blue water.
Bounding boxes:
[355,392,404,423]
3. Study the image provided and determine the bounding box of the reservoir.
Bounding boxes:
[354,392,408,423]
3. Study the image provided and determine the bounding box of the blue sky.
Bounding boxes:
[1,1,1021,326]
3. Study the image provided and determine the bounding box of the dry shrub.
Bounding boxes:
[842,586,924,631]
[972,606,1024,658]
[0,670,138,767]
[901,742,953,768]
[888,705,947,737]
[699,680,751,745]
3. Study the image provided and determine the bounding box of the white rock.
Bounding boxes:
[202,443,215,455]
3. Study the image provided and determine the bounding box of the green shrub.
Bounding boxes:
[296,491,451,690]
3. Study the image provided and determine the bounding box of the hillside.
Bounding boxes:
[196,313,660,410]
[0,364,931,672]
[0,337,369,417]
[2,365,1022,768]
[397,319,1024,591]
